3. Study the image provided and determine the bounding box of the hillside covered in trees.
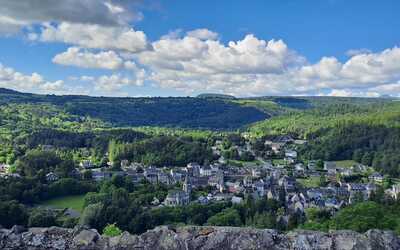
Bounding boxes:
[0,88,267,130]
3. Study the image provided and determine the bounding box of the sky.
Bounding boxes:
[0,0,400,97]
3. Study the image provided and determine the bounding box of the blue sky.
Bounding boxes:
[0,0,399,97]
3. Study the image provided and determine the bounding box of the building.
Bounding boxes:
[200,165,212,177]
[183,175,192,194]
[80,160,94,169]
[324,161,336,171]
[91,169,113,182]
[0,164,10,174]
[369,172,384,183]
[46,172,59,182]
[186,162,201,177]
[388,184,400,200]
[285,150,298,159]
[231,196,243,204]
[164,191,190,206]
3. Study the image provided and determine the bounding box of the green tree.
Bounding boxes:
[206,208,242,227]
[103,223,123,237]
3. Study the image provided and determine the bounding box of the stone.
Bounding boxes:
[73,229,99,247]
[0,225,399,249]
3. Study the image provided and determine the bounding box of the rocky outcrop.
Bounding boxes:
[0,225,399,250]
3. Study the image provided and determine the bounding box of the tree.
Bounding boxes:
[0,200,28,228]
[103,223,123,237]
[79,203,104,227]
[331,201,396,232]
[206,208,242,227]
[28,209,57,227]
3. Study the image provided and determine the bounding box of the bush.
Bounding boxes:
[103,223,122,237]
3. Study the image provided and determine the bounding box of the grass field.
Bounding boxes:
[41,195,86,212]
[334,160,359,168]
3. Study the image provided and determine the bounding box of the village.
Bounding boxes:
[1,133,398,225]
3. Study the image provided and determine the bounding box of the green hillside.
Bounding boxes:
[0,88,267,130]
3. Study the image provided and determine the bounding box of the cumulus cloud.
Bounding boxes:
[0,0,141,34]
[53,47,124,70]
[186,28,218,40]
[135,32,400,97]
[0,63,65,93]
[93,73,145,93]
[34,22,148,53]
[346,48,372,57]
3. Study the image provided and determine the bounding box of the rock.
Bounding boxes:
[0,225,399,249]
[73,229,100,247]
[10,225,26,234]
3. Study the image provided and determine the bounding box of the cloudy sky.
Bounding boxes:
[0,0,399,97]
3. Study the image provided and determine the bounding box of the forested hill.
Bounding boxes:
[0,88,267,130]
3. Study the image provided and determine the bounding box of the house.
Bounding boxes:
[254,180,266,196]
[208,171,224,189]
[325,198,342,209]
[231,196,243,204]
[388,184,400,200]
[308,161,317,170]
[164,191,190,206]
[46,172,59,182]
[294,139,307,145]
[200,165,212,176]
[151,197,160,206]
[214,193,233,201]
[285,150,298,159]
[294,163,305,177]
[197,195,209,205]
[271,143,284,153]
[279,176,296,192]
[276,135,294,144]
[91,169,112,182]
[186,162,201,177]
[324,161,336,171]
[251,168,262,178]
[352,164,368,173]
[226,181,243,194]
[144,166,159,184]
[0,164,10,174]
[338,168,353,177]
[345,183,366,192]
[80,160,94,169]
[170,169,185,183]
[157,172,172,185]
[307,188,323,201]
[284,157,295,164]
[369,172,384,183]
[129,173,144,184]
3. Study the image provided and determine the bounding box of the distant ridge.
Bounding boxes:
[197,93,236,99]
[0,88,267,130]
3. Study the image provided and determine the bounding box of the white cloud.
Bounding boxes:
[346,48,372,57]
[161,29,183,40]
[0,63,65,93]
[53,47,124,70]
[0,0,141,34]
[36,22,148,53]
[93,73,144,93]
[136,32,400,97]
[186,28,218,40]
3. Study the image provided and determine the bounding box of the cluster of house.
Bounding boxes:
[2,134,400,219]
